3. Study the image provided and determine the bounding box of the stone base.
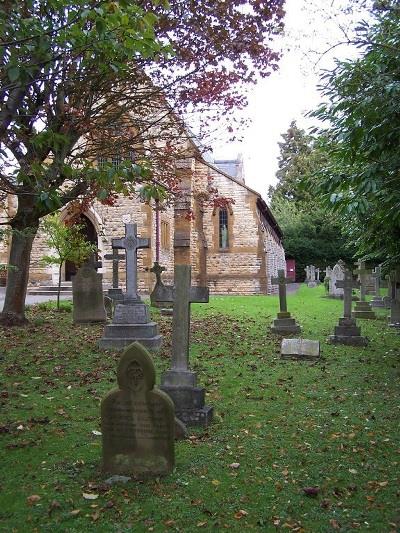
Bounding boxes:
[388,321,400,329]
[161,308,173,317]
[328,334,369,346]
[371,297,385,308]
[352,301,376,319]
[108,288,124,301]
[99,334,162,351]
[307,282,317,288]
[327,317,368,346]
[271,316,301,335]
[160,384,213,427]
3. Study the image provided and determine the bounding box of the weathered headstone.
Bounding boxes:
[104,248,125,301]
[371,265,385,308]
[304,266,310,282]
[72,260,107,324]
[104,295,114,319]
[152,264,212,426]
[352,260,376,319]
[270,269,301,334]
[149,261,172,313]
[388,267,400,328]
[383,270,396,308]
[328,268,368,346]
[324,266,332,279]
[99,224,162,351]
[329,260,345,298]
[281,338,320,360]
[101,342,175,478]
[308,265,317,288]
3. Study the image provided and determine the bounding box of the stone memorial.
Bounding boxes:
[104,295,114,319]
[308,265,317,288]
[304,266,310,283]
[149,262,172,315]
[270,269,301,334]
[104,248,125,302]
[388,267,400,328]
[383,271,396,308]
[99,224,162,351]
[72,258,107,324]
[352,260,376,319]
[328,268,368,346]
[329,260,345,298]
[101,342,175,478]
[370,265,385,308]
[152,264,212,426]
[281,338,320,360]
[324,266,332,279]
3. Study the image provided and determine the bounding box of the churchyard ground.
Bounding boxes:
[0,285,399,532]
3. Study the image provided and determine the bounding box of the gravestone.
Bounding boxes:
[104,248,125,302]
[304,266,310,282]
[352,260,376,319]
[371,265,385,308]
[316,268,321,283]
[149,262,173,316]
[328,268,368,346]
[281,338,320,360]
[270,269,301,334]
[104,295,114,319]
[72,260,107,324]
[324,266,332,279]
[152,264,212,426]
[388,267,400,328]
[101,342,175,478]
[308,265,317,288]
[99,224,162,351]
[383,271,396,308]
[329,260,345,298]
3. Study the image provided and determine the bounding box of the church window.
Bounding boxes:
[219,208,229,249]
[112,155,122,169]
[98,156,107,169]
[161,221,170,249]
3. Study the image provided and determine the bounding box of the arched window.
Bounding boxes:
[219,208,229,249]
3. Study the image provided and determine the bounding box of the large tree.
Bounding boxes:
[0,0,285,324]
[311,0,400,269]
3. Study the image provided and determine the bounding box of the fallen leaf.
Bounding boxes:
[92,430,102,436]
[330,519,340,529]
[211,479,220,486]
[27,495,41,506]
[229,463,240,469]
[48,500,61,516]
[91,511,100,522]
[349,468,358,474]
[197,522,207,527]
[70,509,81,517]
[83,493,99,500]
[302,487,320,497]
[234,510,248,519]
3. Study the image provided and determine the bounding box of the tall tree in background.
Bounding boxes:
[0,0,285,324]
[311,0,400,269]
[269,122,354,279]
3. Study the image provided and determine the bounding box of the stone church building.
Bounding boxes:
[0,151,286,295]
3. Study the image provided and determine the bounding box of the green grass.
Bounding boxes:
[0,286,399,532]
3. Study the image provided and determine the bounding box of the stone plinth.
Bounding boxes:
[352,301,376,319]
[370,296,385,308]
[328,317,368,346]
[99,303,162,351]
[271,312,301,335]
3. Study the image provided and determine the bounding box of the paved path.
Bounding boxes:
[0,287,71,312]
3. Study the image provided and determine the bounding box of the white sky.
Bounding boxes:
[212,0,368,197]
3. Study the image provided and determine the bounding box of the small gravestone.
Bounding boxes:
[304,266,310,283]
[104,248,125,302]
[270,269,301,334]
[371,265,385,308]
[352,260,376,319]
[281,339,320,360]
[328,268,368,346]
[150,262,172,316]
[307,265,317,288]
[329,260,345,298]
[104,296,114,319]
[72,260,107,324]
[101,342,175,478]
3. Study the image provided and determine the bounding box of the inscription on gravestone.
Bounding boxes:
[101,342,175,478]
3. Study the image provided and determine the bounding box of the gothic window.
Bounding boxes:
[98,156,107,169]
[112,155,122,169]
[219,208,229,249]
[161,221,169,249]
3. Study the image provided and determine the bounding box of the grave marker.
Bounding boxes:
[371,265,385,307]
[352,260,376,319]
[72,260,106,324]
[104,248,125,301]
[270,269,301,334]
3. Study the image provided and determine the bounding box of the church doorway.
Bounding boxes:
[65,214,98,281]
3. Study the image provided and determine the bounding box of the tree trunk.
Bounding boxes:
[0,204,39,326]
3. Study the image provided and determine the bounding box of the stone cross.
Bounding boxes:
[271,269,292,313]
[316,268,320,281]
[336,269,360,318]
[304,266,310,281]
[104,248,126,289]
[324,266,332,278]
[150,261,166,286]
[372,265,381,295]
[153,264,209,373]
[112,224,150,302]
[353,260,371,301]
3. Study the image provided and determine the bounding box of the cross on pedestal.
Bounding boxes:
[104,249,126,289]
[324,266,332,278]
[112,224,150,302]
[271,269,291,314]
[150,261,166,286]
[336,269,360,318]
[353,260,371,301]
[153,264,209,374]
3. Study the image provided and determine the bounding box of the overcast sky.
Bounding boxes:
[212,0,367,197]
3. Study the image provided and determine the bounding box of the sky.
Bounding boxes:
[211,0,367,197]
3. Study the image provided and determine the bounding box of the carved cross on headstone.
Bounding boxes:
[104,248,126,289]
[153,264,209,374]
[112,224,150,302]
[150,261,166,287]
[336,269,360,318]
[353,260,371,301]
[271,269,291,313]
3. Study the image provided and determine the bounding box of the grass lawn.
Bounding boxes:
[0,285,399,532]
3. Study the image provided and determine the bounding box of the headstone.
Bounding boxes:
[383,270,396,308]
[280,338,320,360]
[308,265,317,288]
[304,266,310,282]
[329,260,345,298]
[101,342,175,478]
[371,265,385,307]
[324,266,332,279]
[104,295,114,319]
[328,268,368,346]
[72,260,107,324]
[316,268,321,283]
[388,267,400,328]
[352,260,376,319]
[104,248,125,301]
[152,264,212,427]
[270,269,301,334]
[99,224,162,351]
[149,262,172,315]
